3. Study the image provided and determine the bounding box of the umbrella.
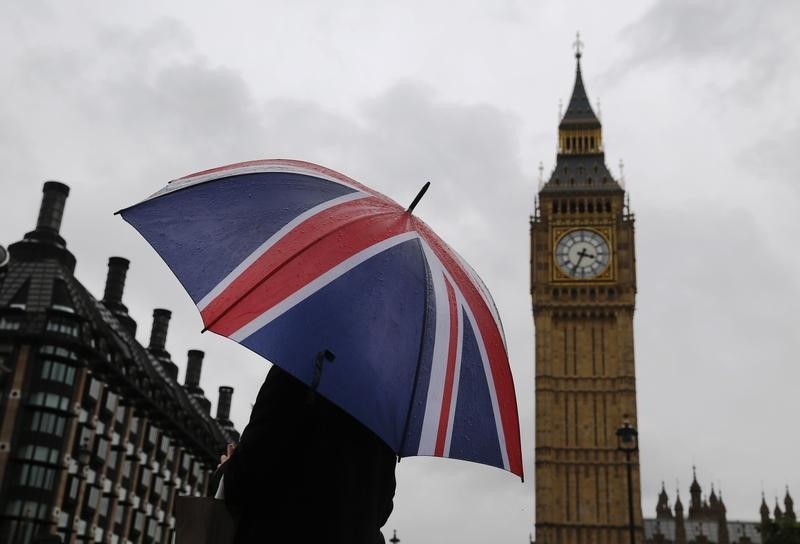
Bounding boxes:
[119,159,522,478]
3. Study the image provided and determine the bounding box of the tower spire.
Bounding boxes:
[560,34,601,132]
[541,36,621,193]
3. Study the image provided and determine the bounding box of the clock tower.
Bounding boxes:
[531,41,643,543]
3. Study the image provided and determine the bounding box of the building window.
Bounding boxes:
[88,486,100,510]
[29,411,66,437]
[17,444,60,464]
[39,344,79,360]
[45,318,80,337]
[16,463,56,489]
[0,317,21,330]
[40,358,76,385]
[104,389,118,412]
[97,438,110,461]
[134,512,145,533]
[29,392,70,412]
[88,377,101,400]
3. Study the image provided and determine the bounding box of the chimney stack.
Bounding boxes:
[148,309,171,354]
[103,257,129,311]
[216,386,233,422]
[103,257,137,336]
[185,350,204,391]
[24,181,71,248]
[36,181,70,234]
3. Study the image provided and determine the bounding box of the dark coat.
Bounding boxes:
[220,366,397,544]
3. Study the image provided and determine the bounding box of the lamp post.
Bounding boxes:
[64,438,92,544]
[616,420,638,544]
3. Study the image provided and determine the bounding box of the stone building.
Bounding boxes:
[0,182,239,543]
[643,470,795,544]
[531,38,643,543]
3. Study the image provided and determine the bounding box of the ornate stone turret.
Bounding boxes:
[716,487,730,544]
[761,492,772,527]
[675,491,687,544]
[709,485,718,509]
[656,482,674,520]
[774,498,783,522]
[785,487,796,522]
[689,467,703,519]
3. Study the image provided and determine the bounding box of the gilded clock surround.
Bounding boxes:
[551,226,615,283]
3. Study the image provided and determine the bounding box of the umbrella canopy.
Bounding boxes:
[120,159,522,478]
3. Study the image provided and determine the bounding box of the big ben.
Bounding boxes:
[531,40,643,544]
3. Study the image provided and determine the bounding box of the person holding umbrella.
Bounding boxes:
[215,363,397,543]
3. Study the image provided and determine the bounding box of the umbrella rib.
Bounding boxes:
[201,208,400,333]
[398,237,432,459]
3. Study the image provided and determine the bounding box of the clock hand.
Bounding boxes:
[574,248,596,270]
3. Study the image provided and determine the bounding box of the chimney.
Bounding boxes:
[216,386,233,422]
[25,181,70,247]
[148,308,178,380]
[185,350,204,391]
[148,309,171,354]
[36,181,70,234]
[103,257,137,336]
[103,257,129,311]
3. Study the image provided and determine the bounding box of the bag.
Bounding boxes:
[175,496,237,544]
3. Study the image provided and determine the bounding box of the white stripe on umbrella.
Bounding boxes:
[417,242,451,456]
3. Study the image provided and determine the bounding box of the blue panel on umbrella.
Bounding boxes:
[240,238,428,451]
[121,173,356,302]
[449,310,503,469]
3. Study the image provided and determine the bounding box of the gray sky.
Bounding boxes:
[1,1,798,541]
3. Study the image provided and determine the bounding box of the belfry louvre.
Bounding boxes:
[0,182,239,543]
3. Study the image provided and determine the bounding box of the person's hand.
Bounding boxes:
[217,443,236,469]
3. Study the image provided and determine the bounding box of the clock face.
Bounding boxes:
[555,229,611,279]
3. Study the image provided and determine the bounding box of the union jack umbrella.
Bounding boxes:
[119,159,522,478]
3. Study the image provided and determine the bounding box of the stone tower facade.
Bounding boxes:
[531,43,643,543]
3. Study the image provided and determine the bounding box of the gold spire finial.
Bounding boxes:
[573,31,584,59]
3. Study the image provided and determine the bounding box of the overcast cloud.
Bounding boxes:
[1,1,798,542]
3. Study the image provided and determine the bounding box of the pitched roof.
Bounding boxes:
[560,55,601,130]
